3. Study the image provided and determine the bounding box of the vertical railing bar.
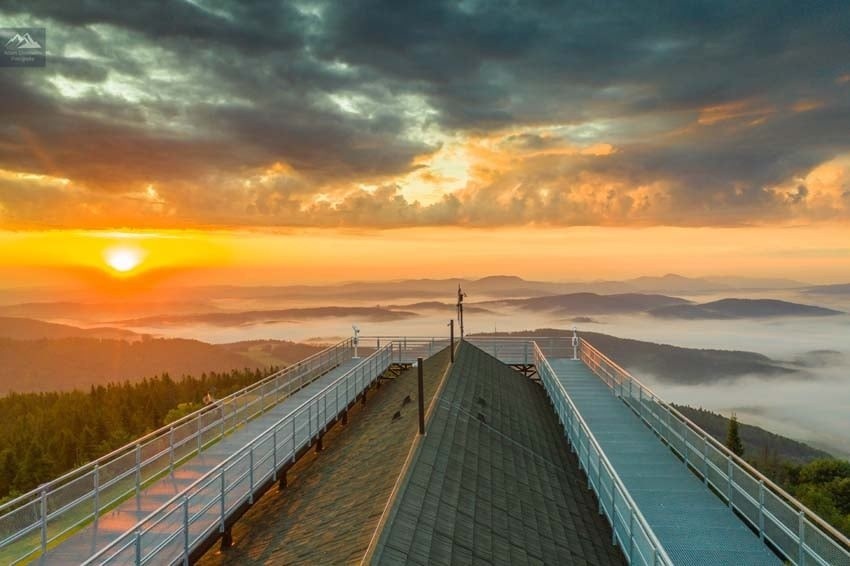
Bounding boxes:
[40,488,47,553]
[248,447,254,505]
[93,464,100,520]
[183,496,189,564]
[759,480,765,541]
[135,444,141,497]
[219,470,226,533]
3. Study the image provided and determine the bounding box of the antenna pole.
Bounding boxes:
[448,319,454,362]
[456,285,465,338]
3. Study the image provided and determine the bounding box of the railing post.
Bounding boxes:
[703,437,708,484]
[418,358,425,435]
[135,443,141,496]
[220,470,226,533]
[727,459,733,507]
[611,487,617,545]
[248,447,254,504]
[628,508,634,562]
[40,487,47,553]
[197,413,203,454]
[273,427,278,480]
[291,418,296,462]
[135,528,142,565]
[93,464,100,518]
[758,480,765,541]
[798,511,805,565]
[169,426,175,473]
[183,496,190,564]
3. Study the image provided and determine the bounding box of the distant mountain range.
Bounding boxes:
[0,316,144,341]
[113,306,417,326]
[0,317,811,393]
[803,283,850,295]
[487,292,689,314]
[0,318,326,394]
[649,298,842,319]
[475,329,795,384]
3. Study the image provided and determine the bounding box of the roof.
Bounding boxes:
[374,342,624,565]
[197,348,453,565]
[197,342,623,565]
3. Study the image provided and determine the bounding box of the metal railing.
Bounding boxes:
[533,342,673,566]
[359,336,450,364]
[579,338,850,566]
[78,344,393,565]
[0,339,354,565]
[466,335,576,362]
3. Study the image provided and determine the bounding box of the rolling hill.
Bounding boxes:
[0,317,144,341]
[487,292,690,314]
[474,329,793,384]
[674,405,832,464]
[650,298,842,319]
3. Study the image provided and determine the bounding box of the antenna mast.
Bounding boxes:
[456,285,466,337]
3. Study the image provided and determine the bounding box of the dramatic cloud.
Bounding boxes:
[1,0,849,228]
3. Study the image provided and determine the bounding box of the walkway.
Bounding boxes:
[548,359,780,566]
[38,358,366,565]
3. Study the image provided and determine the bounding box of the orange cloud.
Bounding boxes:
[697,100,775,126]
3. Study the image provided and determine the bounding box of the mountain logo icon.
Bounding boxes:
[4,32,42,50]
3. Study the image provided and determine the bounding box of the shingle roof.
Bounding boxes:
[374,342,625,565]
[197,348,453,565]
[197,343,623,565]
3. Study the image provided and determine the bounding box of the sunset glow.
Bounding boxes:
[104,246,143,274]
[0,2,846,289]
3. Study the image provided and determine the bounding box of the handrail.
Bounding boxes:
[532,342,674,566]
[0,338,353,563]
[0,338,350,512]
[81,344,393,565]
[578,337,850,564]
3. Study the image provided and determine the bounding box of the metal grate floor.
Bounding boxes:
[548,359,781,566]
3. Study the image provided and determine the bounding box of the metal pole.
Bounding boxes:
[449,320,454,362]
[417,357,425,435]
[572,327,578,360]
[40,488,47,553]
[183,497,190,564]
[94,464,100,518]
[135,444,141,497]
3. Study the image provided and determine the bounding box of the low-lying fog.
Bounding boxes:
[44,287,850,459]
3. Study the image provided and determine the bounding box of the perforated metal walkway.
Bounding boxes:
[548,359,781,566]
[37,358,366,565]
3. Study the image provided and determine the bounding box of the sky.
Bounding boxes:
[1,1,850,287]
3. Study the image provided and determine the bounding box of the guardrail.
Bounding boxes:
[579,338,850,566]
[359,337,450,364]
[80,344,393,565]
[533,342,673,566]
[466,335,576,362]
[0,339,354,565]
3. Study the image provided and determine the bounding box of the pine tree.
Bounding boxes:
[726,412,744,457]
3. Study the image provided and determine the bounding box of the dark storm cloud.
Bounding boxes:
[0,0,849,228]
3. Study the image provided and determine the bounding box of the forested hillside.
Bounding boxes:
[0,368,274,502]
[675,405,832,464]
[0,337,257,393]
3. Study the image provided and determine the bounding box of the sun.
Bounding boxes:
[104,245,144,274]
